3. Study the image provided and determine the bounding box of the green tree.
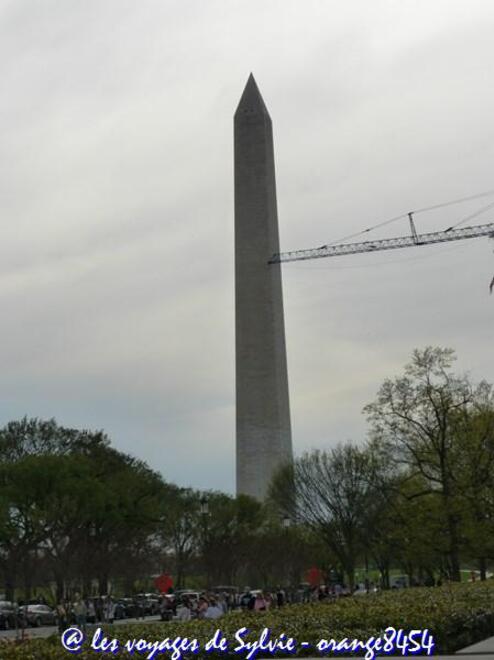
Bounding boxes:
[453,405,494,579]
[159,487,201,589]
[0,418,171,599]
[364,346,494,582]
[270,443,382,590]
[199,493,263,587]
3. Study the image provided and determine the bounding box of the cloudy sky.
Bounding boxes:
[2,0,494,493]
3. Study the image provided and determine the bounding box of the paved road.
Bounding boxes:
[0,615,163,640]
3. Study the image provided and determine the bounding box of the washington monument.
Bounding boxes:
[235,74,293,500]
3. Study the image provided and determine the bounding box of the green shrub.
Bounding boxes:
[2,581,494,658]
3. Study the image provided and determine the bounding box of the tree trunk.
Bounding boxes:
[375,556,390,589]
[55,574,65,602]
[5,572,15,603]
[345,564,355,591]
[175,551,185,589]
[479,556,487,581]
[124,576,134,595]
[447,512,461,582]
[382,568,387,589]
[175,568,183,590]
[98,574,108,595]
[23,558,33,602]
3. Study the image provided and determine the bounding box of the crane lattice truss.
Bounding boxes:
[269,222,494,264]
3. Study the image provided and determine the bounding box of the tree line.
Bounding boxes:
[2,346,493,601]
[0,419,323,602]
[270,347,494,589]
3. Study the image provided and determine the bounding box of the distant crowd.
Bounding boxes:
[8,578,444,634]
[172,588,288,622]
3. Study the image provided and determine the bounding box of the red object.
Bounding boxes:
[154,573,173,593]
[306,566,323,587]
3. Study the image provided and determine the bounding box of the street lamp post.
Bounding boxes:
[200,496,210,588]
[281,515,292,590]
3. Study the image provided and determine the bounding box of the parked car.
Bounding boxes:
[134,594,160,616]
[112,598,137,619]
[144,594,161,614]
[113,600,127,620]
[0,601,17,629]
[20,604,56,627]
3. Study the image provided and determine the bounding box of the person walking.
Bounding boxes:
[73,595,87,633]
[204,597,223,620]
[197,596,209,619]
[176,598,191,622]
[103,597,115,624]
[254,592,266,611]
[56,602,68,634]
[87,599,96,623]
[137,596,146,620]
[240,589,252,610]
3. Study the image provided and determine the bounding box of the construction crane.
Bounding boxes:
[269,219,494,264]
[269,190,494,293]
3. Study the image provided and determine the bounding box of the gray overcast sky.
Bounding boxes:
[2,0,494,493]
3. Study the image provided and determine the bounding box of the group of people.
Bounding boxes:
[51,586,291,631]
[309,584,351,600]
[55,594,118,633]
[173,594,227,621]
[239,588,287,611]
[162,587,288,622]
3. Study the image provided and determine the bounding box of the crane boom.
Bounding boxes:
[269,221,494,264]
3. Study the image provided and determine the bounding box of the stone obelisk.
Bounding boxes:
[235,74,292,500]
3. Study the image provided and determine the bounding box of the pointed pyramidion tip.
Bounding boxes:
[235,73,270,119]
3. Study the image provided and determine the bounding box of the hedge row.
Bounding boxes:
[2,581,494,659]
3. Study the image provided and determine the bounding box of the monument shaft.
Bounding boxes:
[235,75,292,500]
